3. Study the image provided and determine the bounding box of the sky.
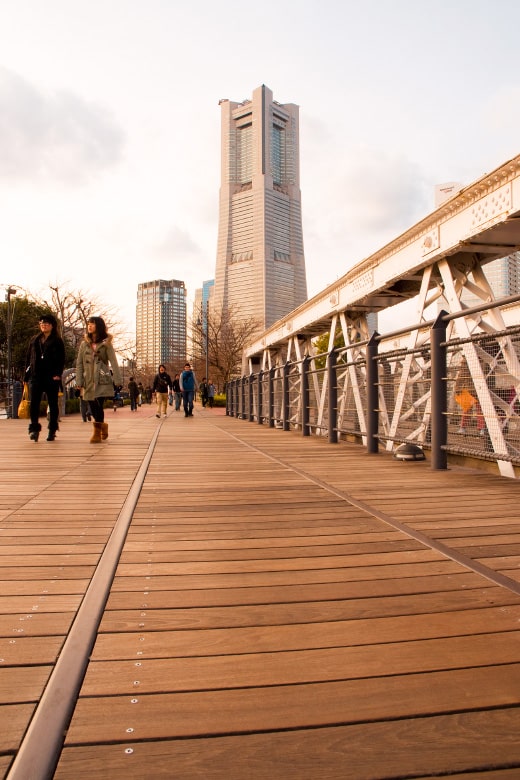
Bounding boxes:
[1,0,519,337]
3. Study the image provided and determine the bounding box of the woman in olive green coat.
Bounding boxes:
[76,317,122,443]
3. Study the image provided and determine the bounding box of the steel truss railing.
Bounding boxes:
[227,296,520,479]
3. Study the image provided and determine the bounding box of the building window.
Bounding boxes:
[271,124,285,186]
[238,124,252,184]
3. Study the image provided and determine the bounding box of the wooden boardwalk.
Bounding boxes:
[1,403,520,780]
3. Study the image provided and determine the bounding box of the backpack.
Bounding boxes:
[182,370,195,391]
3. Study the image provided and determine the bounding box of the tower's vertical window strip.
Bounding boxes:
[238,124,252,184]
[271,124,284,186]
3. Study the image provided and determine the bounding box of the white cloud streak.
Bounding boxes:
[0,67,125,183]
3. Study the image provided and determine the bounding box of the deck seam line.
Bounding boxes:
[6,423,163,780]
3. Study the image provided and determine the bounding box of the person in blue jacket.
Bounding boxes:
[179,362,198,417]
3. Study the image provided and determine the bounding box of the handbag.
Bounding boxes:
[18,383,31,419]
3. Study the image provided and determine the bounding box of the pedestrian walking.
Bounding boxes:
[199,377,209,407]
[172,374,182,411]
[152,364,172,418]
[75,316,122,443]
[25,313,66,442]
[180,362,198,417]
[208,380,216,408]
[128,376,139,411]
[78,388,92,422]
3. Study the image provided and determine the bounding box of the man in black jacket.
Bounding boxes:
[26,314,65,442]
[152,364,172,418]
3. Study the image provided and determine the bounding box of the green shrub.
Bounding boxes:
[65,398,80,414]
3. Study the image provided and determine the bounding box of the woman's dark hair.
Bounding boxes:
[158,364,166,371]
[39,313,59,336]
[87,316,108,344]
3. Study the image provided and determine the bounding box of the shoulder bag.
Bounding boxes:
[18,383,31,419]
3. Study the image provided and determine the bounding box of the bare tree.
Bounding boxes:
[192,305,260,388]
[33,282,135,357]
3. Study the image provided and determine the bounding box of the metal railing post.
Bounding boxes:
[229,380,234,417]
[366,333,379,454]
[248,374,254,422]
[430,312,448,469]
[283,362,290,431]
[268,368,275,428]
[232,379,238,417]
[301,356,310,436]
[328,348,338,443]
[257,370,264,424]
[240,377,246,419]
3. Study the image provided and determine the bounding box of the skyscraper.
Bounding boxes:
[479,252,520,298]
[213,85,307,332]
[136,279,186,371]
[191,280,214,374]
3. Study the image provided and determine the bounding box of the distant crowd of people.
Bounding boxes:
[20,311,218,443]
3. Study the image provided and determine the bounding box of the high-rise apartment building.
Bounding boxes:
[136,279,187,371]
[191,280,214,368]
[480,252,520,298]
[214,85,307,332]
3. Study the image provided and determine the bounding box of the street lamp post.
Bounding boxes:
[6,286,18,418]
[204,301,209,381]
[196,302,209,380]
[198,302,209,379]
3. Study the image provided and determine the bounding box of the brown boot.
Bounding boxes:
[100,422,109,440]
[90,422,103,443]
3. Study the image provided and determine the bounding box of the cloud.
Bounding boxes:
[0,66,125,183]
[302,147,433,294]
[339,151,429,233]
[485,85,520,131]
[154,226,206,262]
[305,147,431,256]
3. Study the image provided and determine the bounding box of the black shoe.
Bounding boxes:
[47,431,56,441]
[156,414,160,418]
[29,424,41,441]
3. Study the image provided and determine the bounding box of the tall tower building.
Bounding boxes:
[214,84,307,332]
[136,279,187,372]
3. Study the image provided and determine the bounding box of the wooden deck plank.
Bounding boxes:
[0,636,64,665]
[104,561,477,591]
[0,612,74,637]
[118,539,428,560]
[65,664,520,742]
[54,709,520,780]
[0,667,51,703]
[0,704,36,754]
[82,631,520,694]
[99,586,519,632]
[103,571,495,608]
[91,605,520,659]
